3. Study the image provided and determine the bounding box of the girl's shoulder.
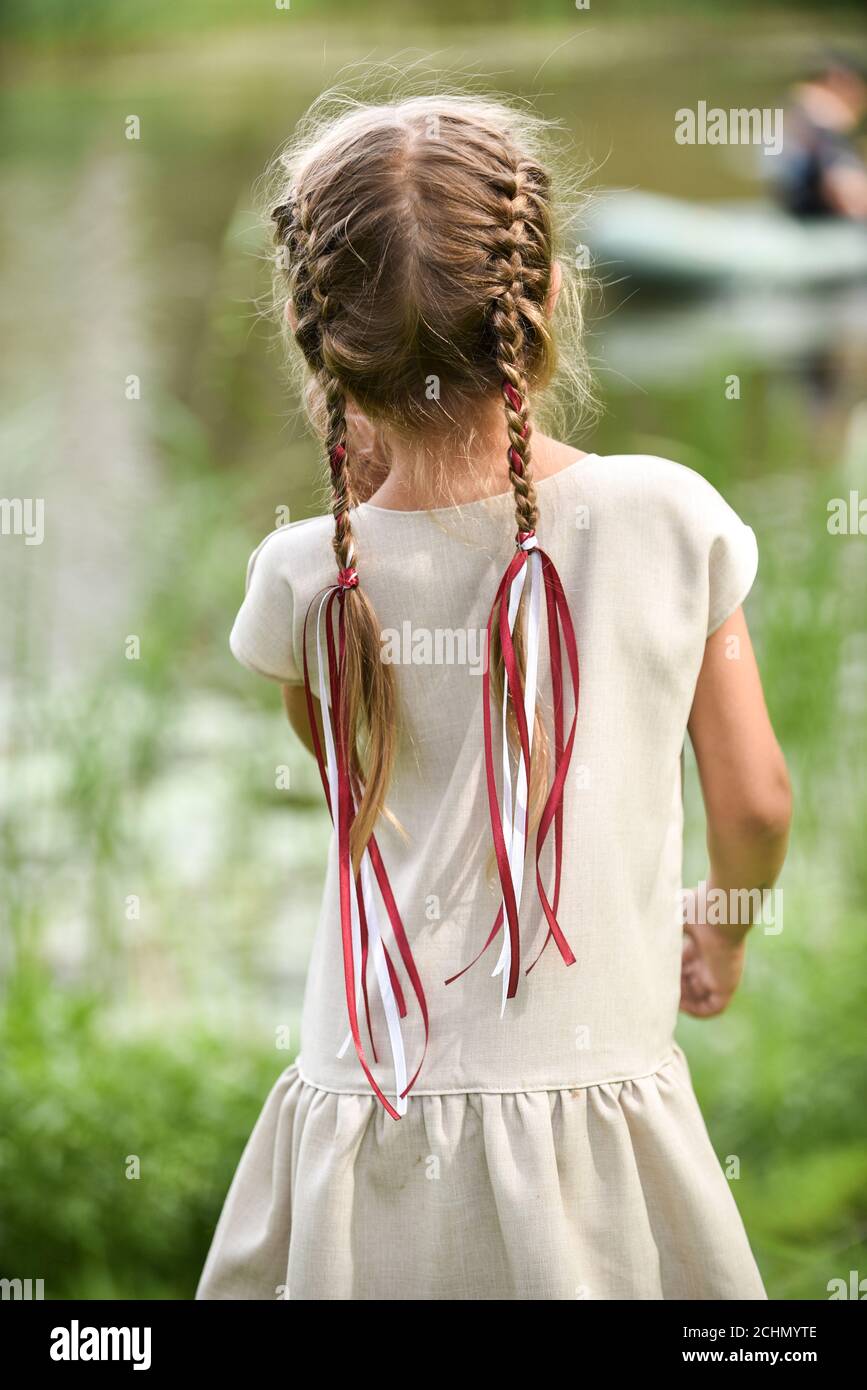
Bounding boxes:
[579,451,758,636]
[578,448,734,505]
[572,449,753,538]
[228,515,336,684]
[240,513,334,591]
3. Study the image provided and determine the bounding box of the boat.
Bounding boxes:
[582,191,867,291]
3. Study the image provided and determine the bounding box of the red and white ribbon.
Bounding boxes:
[309,591,406,1113]
[491,531,542,1013]
[301,570,428,1121]
[446,383,579,1003]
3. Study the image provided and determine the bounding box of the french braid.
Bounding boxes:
[273,195,397,873]
[490,172,539,536]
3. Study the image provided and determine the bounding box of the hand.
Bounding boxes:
[679,914,747,1018]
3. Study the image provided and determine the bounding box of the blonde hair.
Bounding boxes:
[265,90,591,870]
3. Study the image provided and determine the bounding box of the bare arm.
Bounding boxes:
[681,606,792,1015]
[689,606,792,911]
[282,683,320,757]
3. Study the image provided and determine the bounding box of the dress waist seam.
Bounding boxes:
[294,1049,680,1098]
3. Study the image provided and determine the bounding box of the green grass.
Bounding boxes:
[0,971,285,1300]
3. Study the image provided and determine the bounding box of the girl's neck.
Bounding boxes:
[362,403,589,513]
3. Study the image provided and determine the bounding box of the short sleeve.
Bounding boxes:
[706,492,759,638]
[229,530,301,684]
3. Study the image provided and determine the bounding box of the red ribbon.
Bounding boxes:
[445,544,578,991]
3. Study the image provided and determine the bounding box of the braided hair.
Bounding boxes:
[269,95,580,871]
[273,192,398,873]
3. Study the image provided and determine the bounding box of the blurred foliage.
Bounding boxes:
[0,969,284,1299]
[3,0,865,49]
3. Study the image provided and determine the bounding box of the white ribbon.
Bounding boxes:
[492,539,542,1015]
[315,591,408,1115]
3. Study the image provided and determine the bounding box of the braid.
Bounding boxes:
[323,376,357,577]
[272,192,395,873]
[487,158,550,842]
[275,196,358,581]
[490,160,541,538]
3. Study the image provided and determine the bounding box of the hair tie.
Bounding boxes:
[336,566,359,590]
[517,529,537,551]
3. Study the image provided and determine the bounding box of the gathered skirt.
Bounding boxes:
[196,1044,766,1301]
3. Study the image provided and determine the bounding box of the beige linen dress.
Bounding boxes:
[197,452,767,1301]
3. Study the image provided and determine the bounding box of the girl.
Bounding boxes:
[197,94,791,1301]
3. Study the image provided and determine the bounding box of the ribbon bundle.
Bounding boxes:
[447,382,580,1007]
[301,494,428,1121]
